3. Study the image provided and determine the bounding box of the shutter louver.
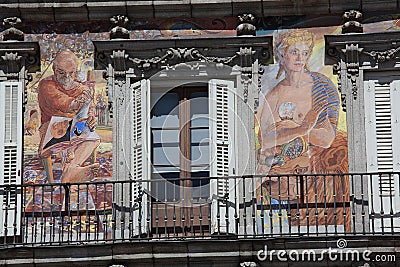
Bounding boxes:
[209,79,236,234]
[0,82,22,237]
[374,83,394,195]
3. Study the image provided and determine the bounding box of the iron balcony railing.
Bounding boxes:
[1,172,399,246]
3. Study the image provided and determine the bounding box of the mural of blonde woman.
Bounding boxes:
[257,29,349,227]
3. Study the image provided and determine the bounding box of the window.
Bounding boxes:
[126,77,236,235]
[150,85,212,232]
[151,85,210,203]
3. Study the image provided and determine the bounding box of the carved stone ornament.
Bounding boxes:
[333,63,346,112]
[237,13,257,36]
[110,15,130,40]
[342,10,363,34]
[128,47,239,76]
[24,73,33,106]
[343,10,362,21]
[1,17,24,41]
[105,76,114,118]
[237,47,255,103]
[94,36,272,78]
[93,36,272,112]
[111,50,128,76]
[0,37,40,79]
[117,78,126,106]
[1,52,22,74]
[362,45,400,64]
[342,43,363,99]
[255,64,264,111]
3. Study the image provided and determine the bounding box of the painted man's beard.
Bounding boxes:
[56,75,75,89]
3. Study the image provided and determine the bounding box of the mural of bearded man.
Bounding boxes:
[37,49,100,183]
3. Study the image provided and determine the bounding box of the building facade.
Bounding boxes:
[1,1,400,266]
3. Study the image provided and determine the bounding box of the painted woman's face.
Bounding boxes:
[282,42,310,72]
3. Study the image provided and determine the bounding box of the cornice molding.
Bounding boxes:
[95,35,272,115]
[325,31,400,105]
[326,31,400,69]
[0,17,40,75]
[0,42,40,76]
[94,36,272,80]
[4,1,400,23]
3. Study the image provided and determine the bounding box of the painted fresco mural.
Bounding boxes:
[21,28,236,237]
[22,33,113,235]
[19,16,400,236]
[254,17,400,231]
[24,33,112,182]
[255,27,350,231]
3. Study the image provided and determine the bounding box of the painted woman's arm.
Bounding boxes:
[308,114,335,148]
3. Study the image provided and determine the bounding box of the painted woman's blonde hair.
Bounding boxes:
[274,29,314,79]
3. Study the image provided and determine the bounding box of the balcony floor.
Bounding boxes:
[1,235,399,267]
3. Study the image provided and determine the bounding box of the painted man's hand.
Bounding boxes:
[77,90,92,104]
[70,90,93,111]
[86,116,97,131]
[70,99,81,110]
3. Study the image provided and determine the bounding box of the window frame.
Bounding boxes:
[150,84,210,204]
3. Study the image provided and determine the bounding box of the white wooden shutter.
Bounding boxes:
[209,79,236,234]
[130,79,150,236]
[365,80,400,232]
[0,82,23,236]
[390,81,400,172]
